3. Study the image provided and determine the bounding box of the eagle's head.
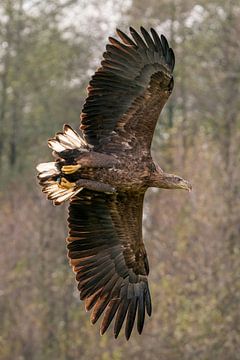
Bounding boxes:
[164,174,192,191]
[151,167,192,192]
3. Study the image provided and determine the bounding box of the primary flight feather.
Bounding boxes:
[37,26,192,340]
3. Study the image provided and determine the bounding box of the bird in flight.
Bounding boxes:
[37,26,192,340]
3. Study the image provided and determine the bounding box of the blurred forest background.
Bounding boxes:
[0,0,239,359]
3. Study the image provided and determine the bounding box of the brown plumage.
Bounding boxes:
[36,26,192,340]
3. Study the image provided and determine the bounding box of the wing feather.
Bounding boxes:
[114,300,130,338]
[116,28,136,46]
[137,287,145,334]
[80,26,175,150]
[100,299,121,335]
[140,26,156,50]
[125,297,138,340]
[67,190,151,339]
[129,27,148,49]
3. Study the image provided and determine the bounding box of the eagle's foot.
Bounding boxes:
[59,177,76,189]
[61,164,81,174]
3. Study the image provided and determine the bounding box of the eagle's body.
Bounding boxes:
[37,27,192,340]
[71,153,148,190]
[66,152,155,191]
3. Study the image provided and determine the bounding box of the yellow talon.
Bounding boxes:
[59,177,76,189]
[61,164,81,174]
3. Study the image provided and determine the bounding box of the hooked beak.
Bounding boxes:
[181,179,192,192]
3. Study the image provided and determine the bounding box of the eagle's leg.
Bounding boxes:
[62,152,118,175]
[75,179,116,193]
[60,177,116,194]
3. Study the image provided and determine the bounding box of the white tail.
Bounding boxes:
[37,124,86,205]
[36,162,60,180]
[41,180,83,205]
[48,124,87,152]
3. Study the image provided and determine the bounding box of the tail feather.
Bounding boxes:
[64,124,85,146]
[41,180,83,205]
[36,162,60,180]
[37,124,87,205]
[48,124,87,153]
[48,139,66,153]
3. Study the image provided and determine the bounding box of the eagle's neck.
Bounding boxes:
[149,171,176,189]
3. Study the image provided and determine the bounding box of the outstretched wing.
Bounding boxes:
[80,26,174,151]
[67,190,151,339]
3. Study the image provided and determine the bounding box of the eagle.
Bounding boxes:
[37,26,192,340]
